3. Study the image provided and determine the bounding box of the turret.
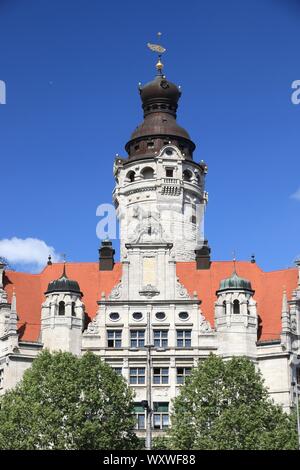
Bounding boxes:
[41,264,84,355]
[215,269,258,357]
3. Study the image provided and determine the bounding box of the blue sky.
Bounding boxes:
[0,0,299,272]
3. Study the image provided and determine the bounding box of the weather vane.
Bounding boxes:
[147,32,166,75]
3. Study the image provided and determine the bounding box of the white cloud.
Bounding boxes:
[0,237,62,271]
[291,188,300,201]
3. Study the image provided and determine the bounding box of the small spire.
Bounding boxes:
[281,288,290,333]
[295,259,300,287]
[47,255,52,266]
[11,288,17,313]
[251,254,256,264]
[232,250,237,274]
[60,254,67,278]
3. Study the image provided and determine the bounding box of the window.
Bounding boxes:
[126,170,135,183]
[132,312,143,321]
[297,368,300,385]
[178,311,189,321]
[130,330,145,348]
[133,403,146,430]
[223,301,227,315]
[233,300,240,314]
[153,402,169,429]
[112,367,122,376]
[0,369,4,389]
[109,312,120,321]
[141,167,154,179]
[58,301,65,316]
[155,312,166,321]
[147,142,154,149]
[183,169,192,182]
[166,168,174,178]
[129,368,145,385]
[153,330,168,348]
[107,330,122,348]
[190,215,197,224]
[153,367,169,385]
[71,302,76,316]
[177,330,192,348]
[177,367,192,385]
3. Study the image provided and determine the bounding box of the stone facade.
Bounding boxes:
[0,69,300,439]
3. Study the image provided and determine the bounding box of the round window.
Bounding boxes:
[109,312,120,321]
[155,312,166,321]
[132,312,143,321]
[179,311,189,321]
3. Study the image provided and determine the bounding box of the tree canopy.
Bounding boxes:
[168,354,298,450]
[0,350,139,450]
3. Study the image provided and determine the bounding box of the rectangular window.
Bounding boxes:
[153,402,169,429]
[133,403,146,430]
[166,169,174,178]
[129,367,145,385]
[130,330,145,348]
[107,330,122,348]
[176,330,192,348]
[176,367,192,385]
[153,330,168,348]
[112,367,122,376]
[297,368,300,385]
[0,369,4,389]
[153,367,169,385]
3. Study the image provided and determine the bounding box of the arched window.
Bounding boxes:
[233,299,240,314]
[141,167,154,179]
[71,302,76,316]
[126,171,135,183]
[223,301,227,315]
[247,300,250,315]
[58,301,65,316]
[183,169,193,182]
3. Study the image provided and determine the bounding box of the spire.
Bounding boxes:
[8,290,18,334]
[47,255,52,266]
[147,32,166,76]
[295,259,300,288]
[281,288,290,333]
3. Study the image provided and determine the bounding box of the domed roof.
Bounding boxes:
[218,270,253,292]
[45,265,82,295]
[139,75,181,106]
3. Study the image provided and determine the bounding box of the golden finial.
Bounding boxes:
[147,32,166,75]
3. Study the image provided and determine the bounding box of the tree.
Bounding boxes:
[0,350,139,450]
[168,354,298,450]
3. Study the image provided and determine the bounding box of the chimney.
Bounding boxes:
[195,240,211,270]
[99,239,115,271]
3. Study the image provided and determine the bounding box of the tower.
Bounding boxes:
[41,265,85,355]
[215,269,258,357]
[113,52,208,262]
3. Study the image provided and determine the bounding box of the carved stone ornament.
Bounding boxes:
[176,278,190,299]
[86,317,99,335]
[109,282,122,300]
[199,313,212,333]
[139,284,160,298]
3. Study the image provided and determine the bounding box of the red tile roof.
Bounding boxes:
[3,261,298,342]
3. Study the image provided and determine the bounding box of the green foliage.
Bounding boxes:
[0,350,139,450]
[152,436,170,450]
[168,354,298,450]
